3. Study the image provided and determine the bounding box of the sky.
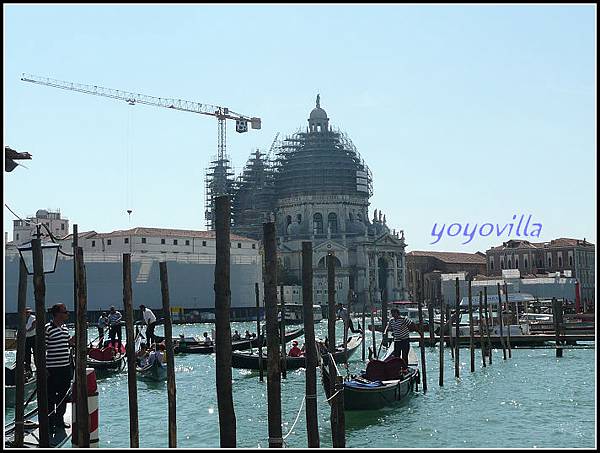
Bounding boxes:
[3,4,597,254]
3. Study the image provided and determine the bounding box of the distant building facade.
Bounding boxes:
[12,209,69,245]
[406,251,487,303]
[486,238,595,309]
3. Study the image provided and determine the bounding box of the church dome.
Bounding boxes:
[309,106,328,120]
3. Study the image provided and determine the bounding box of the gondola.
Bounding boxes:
[231,335,363,370]
[86,347,125,371]
[174,327,305,354]
[320,346,419,411]
[5,364,37,407]
[136,358,167,382]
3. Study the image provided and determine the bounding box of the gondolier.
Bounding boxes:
[107,305,123,351]
[383,308,424,363]
[139,305,157,346]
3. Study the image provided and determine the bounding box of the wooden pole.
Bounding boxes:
[428,302,435,343]
[214,195,236,447]
[255,282,263,382]
[446,304,454,360]
[327,253,336,393]
[483,287,492,365]
[122,253,139,448]
[280,284,287,379]
[454,277,460,378]
[369,286,377,359]
[73,225,78,323]
[159,262,177,447]
[503,282,512,358]
[361,297,366,361]
[468,280,475,373]
[32,236,49,447]
[302,242,320,448]
[14,259,28,447]
[263,222,282,448]
[75,247,90,447]
[438,299,444,387]
[478,291,486,367]
[332,375,345,447]
[552,297,563,358]
[417,278,427,393]
[496,283,507,360]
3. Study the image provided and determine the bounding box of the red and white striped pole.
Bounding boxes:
[72,368,99,447]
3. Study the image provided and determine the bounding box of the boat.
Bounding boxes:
[320,346,419,411]
[278,303,323,324]
[5,328,17,350]
[86,347,125,372]
[174,327,305,354]
[136,358,167,382]
[231,335,363,370]
[5,364,37,407]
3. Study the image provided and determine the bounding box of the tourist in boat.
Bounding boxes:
[24,307,36,373]
[136,343,149,367]
[288,340,303,357]
[232,330,242,341]
[202,332,213,345]
[336,303,363,341]
[146,343,165,367]
[108,305,123,351]
[46,303,75,431]
[383,308,421,363]
[244,330,252,339]
[97,312,109,346]
[139,304,157,346]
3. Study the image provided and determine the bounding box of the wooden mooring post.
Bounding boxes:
[215,196,236,447]
[483,288,492,365]
[122,253,139,448]
[438,299,445,387]
[302,242,320,448]
[428,302,435,343]
[496,283,507,360]
[361,298,366,361]
[75,247,90,447]
[32,235,50,447]
[13,258,28,447]
[552,297,564,358]
[454,277,460,378]
[468,280,475,373]
[159,262,177,447]
[446,304,454,360]
[263,222,282,448]
[255,283,264,382]
[280,284,287,379]
[417,278,428,392]
[369,286,377,359]
[503,282,512,358]
[327,253,344,447]
[478,291,486,367]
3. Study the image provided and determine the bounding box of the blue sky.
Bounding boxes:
[4,4,596,253]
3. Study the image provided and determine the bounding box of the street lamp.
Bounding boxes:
[17,225,60,274]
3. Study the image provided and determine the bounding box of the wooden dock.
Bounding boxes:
[405,334,595,348]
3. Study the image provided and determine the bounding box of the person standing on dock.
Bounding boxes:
[108,305,123,351]
[139,305,157,347]
[46,303,75,431]
[24,307,36,373]
[383,308,418,363]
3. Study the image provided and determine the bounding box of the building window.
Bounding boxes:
[61,224,65,230]
[107,239,112,246]
[142,238,146,244]
[238,243,242,248]
[569,256,573,266]
[500,259,504,269]
[357,213,363,222]
[16,233,19,241]
[508,259,512,268]
[539,259,542,268]
[548,257,552,267]
[558,256,562,267]
[524,258,528,268]
[328,213,338,234]
[161,238,166,245]
[252,243,256,249]
[186,240,190,246]
[91,240,96,247]
[202,241,207,246]
[296,214,302,223]
[313,213,323,235]
[125,238,129,244]
[174,239,178,245]
[490,259,494,270]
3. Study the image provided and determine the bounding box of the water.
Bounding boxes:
[5,321,596,448]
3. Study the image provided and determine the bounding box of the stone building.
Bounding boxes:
[406,251,487,304]
[486,238,595,309]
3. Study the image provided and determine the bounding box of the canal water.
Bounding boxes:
[4,321,596,448]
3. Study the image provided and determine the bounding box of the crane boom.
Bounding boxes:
[21,73,261,126]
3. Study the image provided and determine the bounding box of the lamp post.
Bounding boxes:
[17,224,60,447]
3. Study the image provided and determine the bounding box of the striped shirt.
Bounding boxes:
[45,322,71,368]
[387,317,414,341]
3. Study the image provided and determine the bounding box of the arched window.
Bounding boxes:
[357,213,363,222]
[328,213,338,234]
[524,258,528,269]
[515,258,519,268]
[313,213,323,235]
[548,257,552,267]
[508,259,512,268]
[558,256,562,267]
[501,259,504,269]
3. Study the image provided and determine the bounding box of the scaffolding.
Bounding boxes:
[204,155,235,230]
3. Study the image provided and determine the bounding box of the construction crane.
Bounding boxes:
[21,73,261,228]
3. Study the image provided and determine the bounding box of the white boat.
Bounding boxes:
[278,303,323,324]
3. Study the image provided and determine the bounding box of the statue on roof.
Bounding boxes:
[316,94,320,108]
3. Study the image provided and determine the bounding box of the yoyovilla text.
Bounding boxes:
[431,214,542,245]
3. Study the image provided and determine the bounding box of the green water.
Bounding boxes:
[4,321,596,448]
